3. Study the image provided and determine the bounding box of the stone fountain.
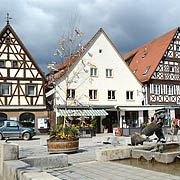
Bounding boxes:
[131,142,180,163]
[131,117,180,163]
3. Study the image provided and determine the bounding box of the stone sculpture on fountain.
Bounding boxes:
[131,113,166,146]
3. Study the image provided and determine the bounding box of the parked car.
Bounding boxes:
[0,120,36,140]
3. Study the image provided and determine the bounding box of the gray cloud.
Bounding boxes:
[0,0,180,73]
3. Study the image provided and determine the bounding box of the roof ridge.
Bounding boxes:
[55,28,104,79]
[124,27,178,59]
[123,27,178,82]
[0,23,46,80]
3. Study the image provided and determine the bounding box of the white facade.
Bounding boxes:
[49,29,144,129]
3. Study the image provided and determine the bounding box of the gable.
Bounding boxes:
[51,28,143,107]
[0,23,46,107]
[54,28,142,87]
[151,28,180,81]
[0,24,45,80]
[124,28,178,82]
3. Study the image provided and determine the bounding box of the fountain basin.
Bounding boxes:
[131,142,180,163]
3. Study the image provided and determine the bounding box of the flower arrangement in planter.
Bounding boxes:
[47,124,80,153]
[70,117,97,137]
[49,125,79,141]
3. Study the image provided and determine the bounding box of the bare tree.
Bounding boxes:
[53,12,83,63]
[46,12,85,127]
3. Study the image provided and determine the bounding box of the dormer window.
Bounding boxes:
[142,47,148,58]
[143,66,150,75]
[141,54,146,59]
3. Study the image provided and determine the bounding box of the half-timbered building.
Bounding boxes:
[124,27,180,126]
[0,21,48,133]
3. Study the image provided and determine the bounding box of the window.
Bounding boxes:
[0,60,4,67]
[176,45,180,52]
[99,49,102,53]
[143,66,150,75]
[167,85,173,95]
[126,91,133,100]
[177,85,180,95]
[89,90,97,100]
[90,68,98,77]
[26,85,36,96]
[153,84,160,94]
[5,37,11,45]
[12,61,18,68]
[7,121,18,127]
[0,84,11,95]
[169,65,175,73]
[67,89,75,99]
[106,69,113,77]
[108,90,115,100]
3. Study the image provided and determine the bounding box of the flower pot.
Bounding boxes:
[47,138,79,153]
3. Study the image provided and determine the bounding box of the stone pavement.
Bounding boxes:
[11,136,180,180]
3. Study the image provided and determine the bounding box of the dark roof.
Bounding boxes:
[123,27,178,82]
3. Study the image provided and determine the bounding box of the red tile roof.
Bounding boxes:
[124,27,178,82]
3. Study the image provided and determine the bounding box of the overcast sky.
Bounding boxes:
[1,0,180,74]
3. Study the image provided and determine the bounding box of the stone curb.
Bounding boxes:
[22,154,68,170]
[3,160,60,180]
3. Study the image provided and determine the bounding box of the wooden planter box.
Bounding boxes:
[47,138,79,153]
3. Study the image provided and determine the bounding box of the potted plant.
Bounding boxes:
[47,124,80,153]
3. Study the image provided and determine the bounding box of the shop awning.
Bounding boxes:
[58,109,108,117]
[115,105,167,111]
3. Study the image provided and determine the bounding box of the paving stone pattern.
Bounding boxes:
[9,136,180,180]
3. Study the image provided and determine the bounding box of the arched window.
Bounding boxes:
[19,113,35,127]
[0,113,7,120]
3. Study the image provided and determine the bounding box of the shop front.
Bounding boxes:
[57,109,108,136]
[115,105,168,136]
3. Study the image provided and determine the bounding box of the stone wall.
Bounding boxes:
[0,142,68,180]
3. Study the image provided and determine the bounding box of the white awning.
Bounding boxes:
[57,109,108,117]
